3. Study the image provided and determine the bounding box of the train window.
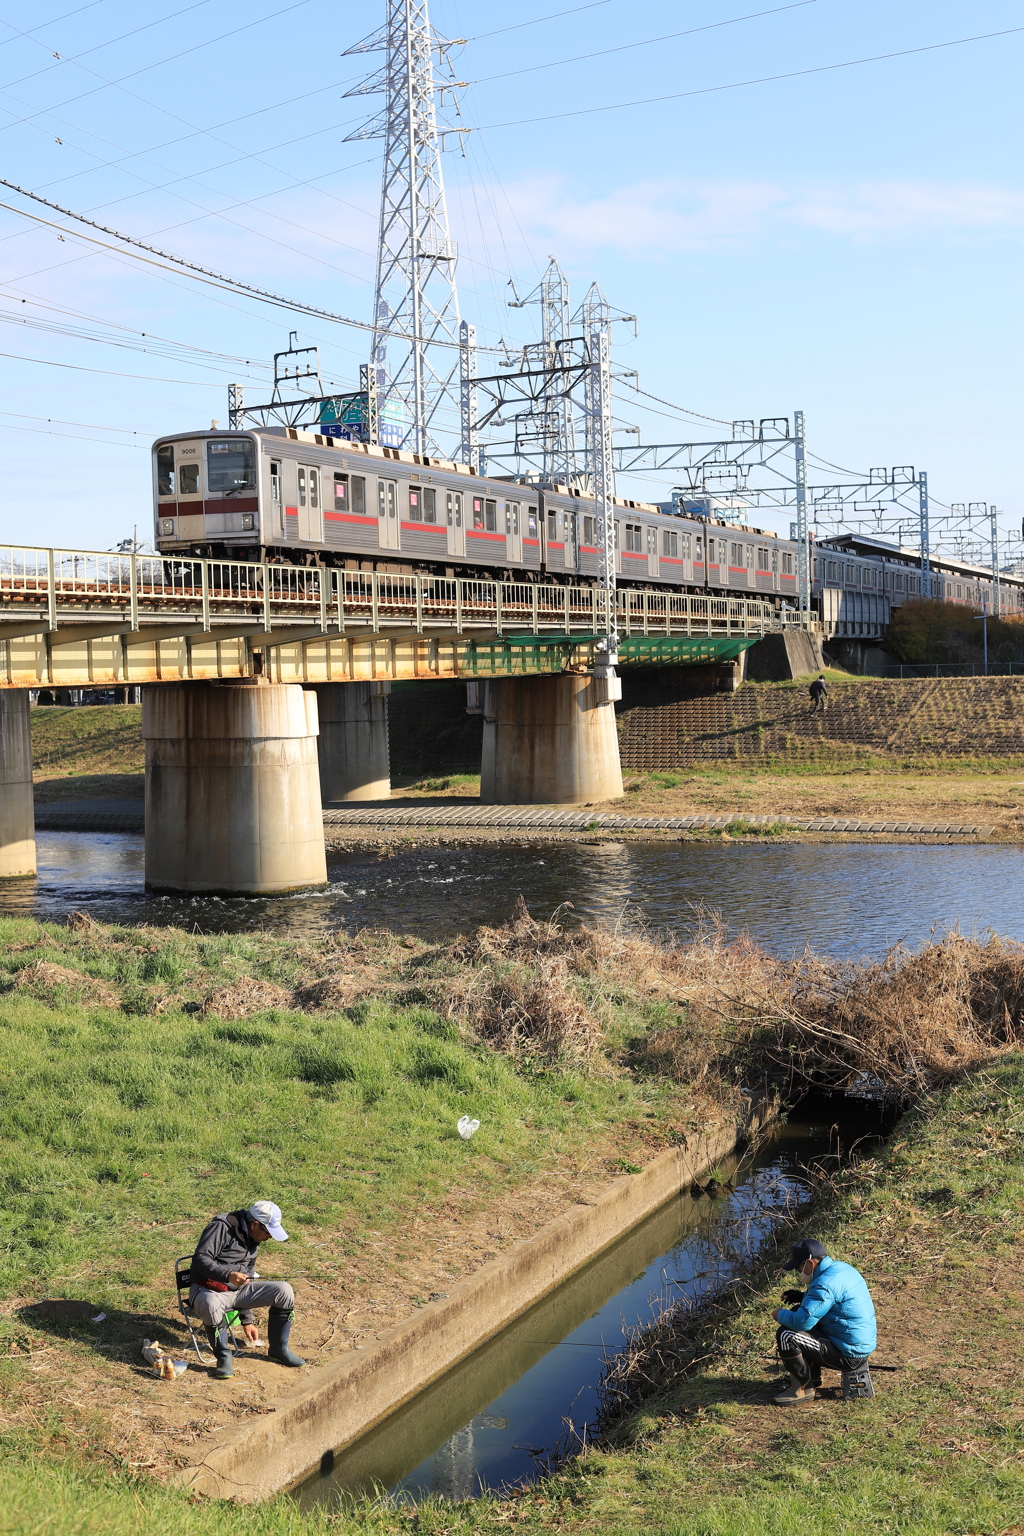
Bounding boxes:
[583,516,594,545]
[528,507,538,538]
[485,499,497,532]
[157,444,175,497]
[781,552,793,575]
[662,529,678,557]
[447,490,463,527]
[297,467,306,508]
[408,486,423,521]
[308,469,319,510]
[757,546,770,570]
[547,510,557,541]
[826,560,838,581]
[506,502,520,535]
[730,541,742,565]
[334,473,348,509]
[378,479,397,518]
[423,487,437,524]
[624,523,643,553]
[178,462,200,496]
[845,564,856,583]
[473,496,485,529]
[271,461,281,509]
[207,438,255,493]
[351,476,365,515]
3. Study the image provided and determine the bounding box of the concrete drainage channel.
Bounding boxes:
[176,1097,890,1505]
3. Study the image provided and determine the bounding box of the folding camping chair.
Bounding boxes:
[175,1256,240,1365]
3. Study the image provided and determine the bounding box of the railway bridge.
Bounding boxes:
[0,543,808,894]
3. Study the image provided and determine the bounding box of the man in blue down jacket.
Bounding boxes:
[773,1238,877,1405]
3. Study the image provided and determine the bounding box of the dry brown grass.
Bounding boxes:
[11,961,119,1007]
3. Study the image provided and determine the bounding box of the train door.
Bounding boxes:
[647,524,659,579]
[563,510,578,572]
[446,489,465,556]
[297,465,322,543]
[175,444,204,542]
[377,477,401,550]
[505,500,522,564]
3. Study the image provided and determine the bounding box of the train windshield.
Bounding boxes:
[207,438,256,494]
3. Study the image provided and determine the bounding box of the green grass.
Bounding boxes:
[4,1058,1024,1533]
[31,705,144,783]
[0,916,680,1312]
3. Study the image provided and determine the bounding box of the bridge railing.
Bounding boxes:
[0,544,788,639]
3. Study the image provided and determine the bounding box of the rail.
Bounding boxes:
[0,545,804,641]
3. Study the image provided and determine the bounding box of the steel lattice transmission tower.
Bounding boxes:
[344,1,467,455]
[508,258,578,482]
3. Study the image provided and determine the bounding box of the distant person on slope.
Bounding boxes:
[772,1238,876,1405]
[189,1200,305,1379]
[809,675,828,714]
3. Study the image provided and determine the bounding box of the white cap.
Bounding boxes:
[247,1200,288,1241]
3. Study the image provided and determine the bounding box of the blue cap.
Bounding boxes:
[784,1238,827,1271]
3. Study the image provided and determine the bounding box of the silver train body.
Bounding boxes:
[152,428,1024,627]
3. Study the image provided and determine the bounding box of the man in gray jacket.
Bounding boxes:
[190,1199,305,1379]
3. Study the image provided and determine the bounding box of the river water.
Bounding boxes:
[1,830,1022,957]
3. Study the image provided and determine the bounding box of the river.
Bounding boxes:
[1,830,1022,957]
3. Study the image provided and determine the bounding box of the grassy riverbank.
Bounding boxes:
[3,1059,1024,1536]
[31,702,1024,837]
[1,908,1024,1531]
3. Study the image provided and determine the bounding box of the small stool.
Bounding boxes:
[842,1364,875,1400]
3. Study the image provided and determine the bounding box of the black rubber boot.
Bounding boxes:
[267,1307,305,1368]
[205,1324,233,1379]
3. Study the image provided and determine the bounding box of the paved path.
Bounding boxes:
[34,798,994,838]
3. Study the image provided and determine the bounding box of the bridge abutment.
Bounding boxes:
[143,680,328,894]
[0,691,36,877]
[310,682,391,803]
[480,672,623,805]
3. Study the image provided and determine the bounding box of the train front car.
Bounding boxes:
[153,430,264,559]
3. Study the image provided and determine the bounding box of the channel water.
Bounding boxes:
[1,831,1022,957]
[294,1097,889,1507]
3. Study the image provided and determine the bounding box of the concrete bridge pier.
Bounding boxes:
[143,680,328,894]
[309,682,391,803]
[480,671,624,805]
[0,691,36,877]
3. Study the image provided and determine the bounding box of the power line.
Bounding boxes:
[0,407,153,433]
[0,0,218,93]
[473,24,1024,131]
[0,181,506,351]
[470,1,614,42]
[0,346,232,385]
[0,4,105,49]
[475,1,819,85]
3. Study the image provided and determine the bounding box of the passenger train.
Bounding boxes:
[151,427,1024,629]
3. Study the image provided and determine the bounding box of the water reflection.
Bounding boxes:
[1,832,1022,957]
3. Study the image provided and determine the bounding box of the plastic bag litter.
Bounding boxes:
[457,1115,480,1139]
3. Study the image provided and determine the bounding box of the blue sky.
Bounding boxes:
[0,0,1020,551]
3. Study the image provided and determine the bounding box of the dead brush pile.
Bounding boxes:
[771,932,1024,1095]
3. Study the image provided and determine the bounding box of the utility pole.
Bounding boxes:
[794,409,810,619]
[587,322,616,648]
[458,319,477,470]
[344,1,466,456]
[919,469,931,598]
